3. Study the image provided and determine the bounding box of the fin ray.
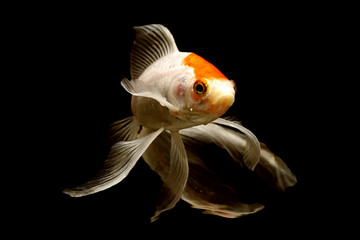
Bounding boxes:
[130,24,179,79]
[151,131,189,221]
[121,78,179,111]
[63,127,163,197]
[180,118,261,170]
[108,116,139,144]
[213,118,261,170]
[180,118,296,191]
[256,143,297,191]
[142,130,265,218]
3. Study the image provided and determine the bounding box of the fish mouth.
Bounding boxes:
[211,94,235,116]
[207,79,235,117]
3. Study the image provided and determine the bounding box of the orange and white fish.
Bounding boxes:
[64,24,296,221]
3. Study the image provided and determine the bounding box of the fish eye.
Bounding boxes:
[193,79,208,95]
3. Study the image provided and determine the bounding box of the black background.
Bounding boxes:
[12,3,349,238]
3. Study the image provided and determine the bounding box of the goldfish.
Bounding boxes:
[64,24,297,221]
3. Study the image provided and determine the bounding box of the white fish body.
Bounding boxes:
[64,24,296,221]
[122,25,236,131]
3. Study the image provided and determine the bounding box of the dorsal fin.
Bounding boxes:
[130,24,179,79]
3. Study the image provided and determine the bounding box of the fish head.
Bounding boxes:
[189,77,235,117]
[180,53,236,123]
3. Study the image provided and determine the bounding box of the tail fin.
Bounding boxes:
[256,143,297,191]
[142,130,264,219]
[178,118,297,217]
[181,118,296,191]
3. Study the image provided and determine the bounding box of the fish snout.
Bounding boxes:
[212,93,235,116]
[209,80,235,116]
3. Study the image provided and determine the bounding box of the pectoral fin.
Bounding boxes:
[121,78,179,112]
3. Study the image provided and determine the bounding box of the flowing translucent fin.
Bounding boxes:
[121,78,179,112]
[180,118,261,170]
[130,24,179,79]
[180,118,296,191]
[182,150,264,218]
[213,118,261,170]
[63,127,163,197]
[142,130,264,219]
[108,116,139,143]
[151,131,189,222]
[256,143,297,191]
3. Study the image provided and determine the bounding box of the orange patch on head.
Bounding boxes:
[183,53,227,80]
